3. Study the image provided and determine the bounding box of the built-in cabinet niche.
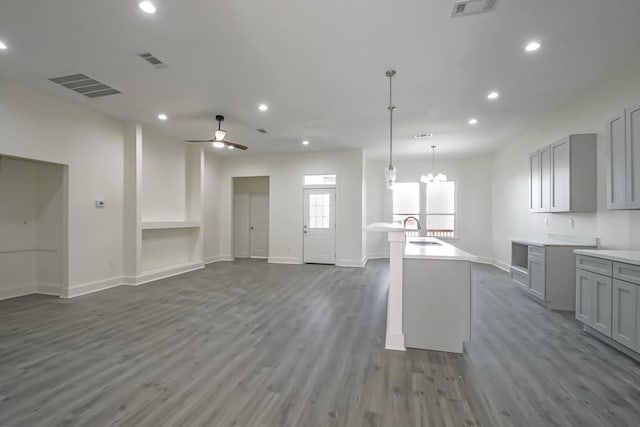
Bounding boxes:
[0,156,67,300]
[607,103,640,209]
[529,134,597,213]
[138,141,203,279]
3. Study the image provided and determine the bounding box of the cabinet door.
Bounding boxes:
[627,104,640,209]
[607,110,627,209]
[539,146,551,212]
[575,270,593,324]
[550,139,571,212]
[528,256,545,299]
[529,152,540,212]
[612,279,637,349]
[591,273,612,337]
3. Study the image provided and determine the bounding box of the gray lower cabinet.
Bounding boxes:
[576,254,640,355]
[612,279,637,349]
[575,269,612,335]
[528,256,546,300]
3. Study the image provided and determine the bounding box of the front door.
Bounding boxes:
[303,188,336,264]
[250,194,269,258]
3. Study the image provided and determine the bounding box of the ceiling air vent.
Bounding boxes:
[139,52,169,69]
[49,74,121,98]
[452,0,498,18]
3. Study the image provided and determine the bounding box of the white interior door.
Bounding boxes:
[250,194,269,258]
[233,194,250,257]
[303,188,336,264]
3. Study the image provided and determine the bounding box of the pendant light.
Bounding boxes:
[385,70,397,190]
[420,145,447,184]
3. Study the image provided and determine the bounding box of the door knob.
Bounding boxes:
[250,226,254,230]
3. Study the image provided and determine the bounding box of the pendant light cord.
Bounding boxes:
[386,70,396,169]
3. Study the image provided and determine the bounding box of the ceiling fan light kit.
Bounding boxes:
[183,114,248,150]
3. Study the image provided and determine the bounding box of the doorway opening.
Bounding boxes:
[303,176,336,264]
[0,154,68,300]
[232,176,269,259]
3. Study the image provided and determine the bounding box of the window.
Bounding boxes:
[392,182,420,224]
[425,181,455,238]
[304,174,336,186]
[392,181,456,238]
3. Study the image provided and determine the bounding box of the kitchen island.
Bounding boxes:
[404,237,476,353]
[363,223,476,353]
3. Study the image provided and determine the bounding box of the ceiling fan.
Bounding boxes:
[184,115,248,150]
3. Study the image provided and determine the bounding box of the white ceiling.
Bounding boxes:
[1,0,639,159]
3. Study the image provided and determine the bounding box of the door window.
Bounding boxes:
[309,193,331,229]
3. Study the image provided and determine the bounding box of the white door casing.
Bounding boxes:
[303,188,336,264]
[250,194,269,258]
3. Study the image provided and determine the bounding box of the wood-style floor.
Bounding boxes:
[1,260,640,426]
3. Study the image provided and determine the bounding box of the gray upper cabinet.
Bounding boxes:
[627,104,640,209]
[529,134,597,213]
[607,110,627,209]
[607,104,640,210]
[529,152,540,212]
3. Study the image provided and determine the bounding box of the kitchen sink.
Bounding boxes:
[409,241,441,246]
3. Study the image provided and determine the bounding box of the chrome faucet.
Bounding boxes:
[403,216,421,230]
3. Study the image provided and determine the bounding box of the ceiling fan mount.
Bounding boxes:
[183,114,248,150]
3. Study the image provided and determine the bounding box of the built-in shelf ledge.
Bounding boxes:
[141,221,201,230]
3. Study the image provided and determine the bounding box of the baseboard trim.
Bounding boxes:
[204,255,234,264]
[492,259,511,272]
[0,285,34,301]
[385,331,406,352]
[337,258,366,268]
[64,277,122,298]
[367,252,390,260]
[36,283,62,296]
[132,261,205,286]
[268,257,301,265]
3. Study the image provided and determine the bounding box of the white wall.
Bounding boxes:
[491,58,640,268]
[0,75,124,291]
[141,127,188,221]
[365,155,495,261]
[203,151,223,263]
[217,150,365,266]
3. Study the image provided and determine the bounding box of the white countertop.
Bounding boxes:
[511,235,597,247]
[573,249,640,265]
[404,237,476,261]
[363,222,406,232]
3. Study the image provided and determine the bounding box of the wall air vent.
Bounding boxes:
[139,52,169,69]
[452,0,498,18]
[48,74,121,98]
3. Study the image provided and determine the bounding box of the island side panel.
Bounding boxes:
[403,259,471,353]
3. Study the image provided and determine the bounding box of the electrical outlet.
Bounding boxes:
[569,218,575,228]
[544,217,549,227]
[95,200,105,208]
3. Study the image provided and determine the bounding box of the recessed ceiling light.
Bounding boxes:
[0,41,7,50]
[258,104,269,112]
[157,113,168,121]
[138,1,156,14]
[213,142,225,148]
[525,41,541,52]
[487,91,499,100]
[302,140,310,146]
[468,118,478,125]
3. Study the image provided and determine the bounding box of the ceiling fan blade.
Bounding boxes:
[223,140,248,150]
[183,139,214,143]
